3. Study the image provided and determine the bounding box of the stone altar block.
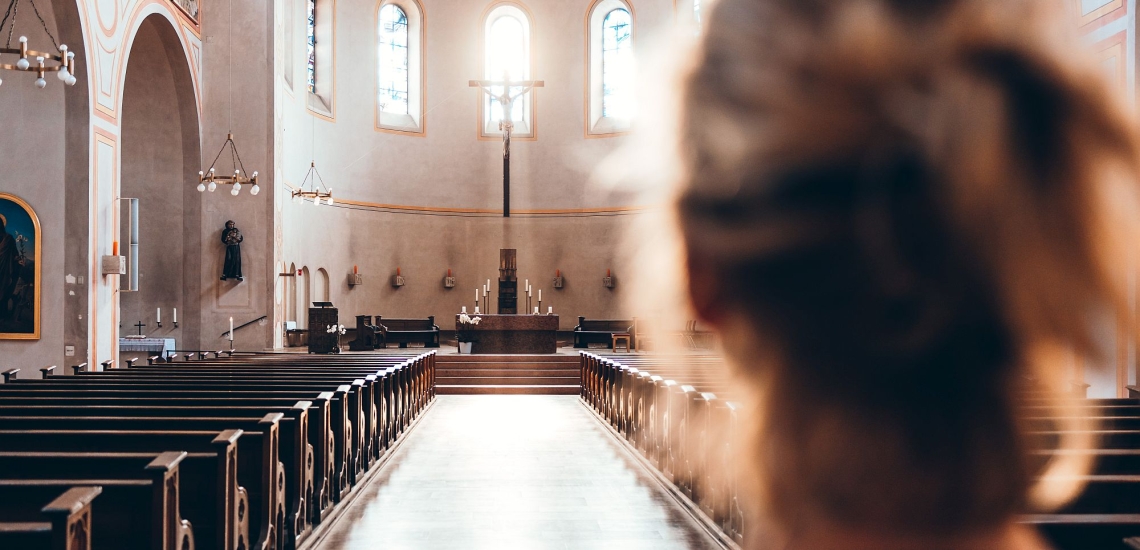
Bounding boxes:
[459,314,558,354]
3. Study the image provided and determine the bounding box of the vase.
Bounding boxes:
[459,342,473,354]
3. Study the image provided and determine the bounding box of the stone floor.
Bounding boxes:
[310,395,723,550]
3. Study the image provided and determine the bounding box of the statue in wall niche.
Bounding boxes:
[220,220,244,282]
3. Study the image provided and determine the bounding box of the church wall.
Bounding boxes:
[0,1,67,372]
[119,15,202,349]
[197,0,277,351]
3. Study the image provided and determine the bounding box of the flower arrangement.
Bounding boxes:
[326,324,346,335]
[456,313,482,343]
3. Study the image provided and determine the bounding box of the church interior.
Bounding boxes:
[2,0,1140,548]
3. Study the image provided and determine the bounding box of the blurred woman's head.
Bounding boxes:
[676,0,1140,543]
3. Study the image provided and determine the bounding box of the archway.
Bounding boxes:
[118,14,202,348]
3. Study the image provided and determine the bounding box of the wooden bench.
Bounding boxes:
[573,317,633,348]
[0,486,101,550]
[376,316,440,348]
[0,451,192,550]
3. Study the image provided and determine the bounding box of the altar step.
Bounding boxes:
[436,354,581,395]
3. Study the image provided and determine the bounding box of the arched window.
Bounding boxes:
[482,4,532,137]
[601,9,632,119]
[284,0,295,89]
[307,0,336,118]
[377,0,425,134]
[378,5,409,115]
[586,0,634,135]
[306,0,317,93]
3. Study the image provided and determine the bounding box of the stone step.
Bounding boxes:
[436,385,581,395]
[436,376,581,386]
[437,354,579,363]
[437,368,580,377]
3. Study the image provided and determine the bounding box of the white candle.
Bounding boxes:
[156,308,161,323]
[538,289,542,301]
[173,308,177,323]
[534,307,539,314]
[548,306,553,314]
[486,279,491,290]
[525,279,529,291]
[476,288,480,301]
[462,306,467,314]
[475,306,480,314]
[229,317,234,341]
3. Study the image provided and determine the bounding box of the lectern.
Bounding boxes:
[308,301,339,354]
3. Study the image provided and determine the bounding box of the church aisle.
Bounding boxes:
[310,395,724,550]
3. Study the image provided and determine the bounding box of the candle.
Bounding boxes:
[156,308,161,323]
[113,241,119,256]
[354,265,358,274]
[534,307,539,314]
[173,308,177,323]
[486,279,491,289]
[525,279,529,291]
[229,317,234,341]
[476,288,480,302]
[538,289,542,301]
[548,306,553,314]
[475,307,480,314]
[462,306,467,314]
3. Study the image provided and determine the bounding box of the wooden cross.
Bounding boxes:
[469,75,544,217]
[134,321,146,337]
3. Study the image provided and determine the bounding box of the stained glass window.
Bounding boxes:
[306,0,317,93]
[601,9,632,119]
[486,14,526,123]
[378,4,410,115]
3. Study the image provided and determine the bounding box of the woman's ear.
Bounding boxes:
[686,253,726,327]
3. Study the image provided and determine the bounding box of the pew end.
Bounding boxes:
[39,366,56,379]
[70,363,88,375]
[2,369,18,383]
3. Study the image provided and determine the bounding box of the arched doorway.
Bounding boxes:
[118,14,202,348]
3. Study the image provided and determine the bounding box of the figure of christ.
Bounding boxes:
[221,220,244,282]
[469,74,544,217]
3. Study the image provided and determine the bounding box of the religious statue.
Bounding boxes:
[220,220,244,282]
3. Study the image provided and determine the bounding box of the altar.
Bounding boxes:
[458,314,559,354]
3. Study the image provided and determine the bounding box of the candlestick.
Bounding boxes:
[157,308,161,323]
[229,317,234,341]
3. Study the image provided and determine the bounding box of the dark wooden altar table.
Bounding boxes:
[458,314,559,354]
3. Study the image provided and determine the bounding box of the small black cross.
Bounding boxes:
[134,321,146,336]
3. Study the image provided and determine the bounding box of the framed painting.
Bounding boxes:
[0,193,40,339]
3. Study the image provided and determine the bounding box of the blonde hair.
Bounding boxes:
[677,0,1140,541]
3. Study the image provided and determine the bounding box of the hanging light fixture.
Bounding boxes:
[197,133,260,196]
[0,0,79,88]
[292,162,333,206]
[197,0,260,197]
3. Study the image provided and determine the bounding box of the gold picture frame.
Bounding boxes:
[0,192,41,339]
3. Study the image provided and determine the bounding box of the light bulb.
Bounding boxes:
[197,182,206,192]
[209,168,216,173]
[17,58,30,70]
[314,196,320,206]
[233,182,241,192]
[198,171,204,177]
[0,76,4,87]
[66,75,76,86]
[35,77,46,88]
[250,184,260,196]
[231,188,240,196]
[208,182,217,192]
[57,67,69,81]
[327,197,334,205]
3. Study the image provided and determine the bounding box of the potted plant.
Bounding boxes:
[325,324,347,353]
[456,313,481,354]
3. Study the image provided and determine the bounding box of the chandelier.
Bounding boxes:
[292,162,333,206]
[198,133,260,196]
[0,0,78,87]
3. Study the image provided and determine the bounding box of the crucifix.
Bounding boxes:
[469,73,544,217]
[133,321,147,337]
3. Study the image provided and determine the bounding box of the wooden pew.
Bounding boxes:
[376,316,441,348]
[573,317,633,349]
[0,452,192,550]
[0,486,101,550]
